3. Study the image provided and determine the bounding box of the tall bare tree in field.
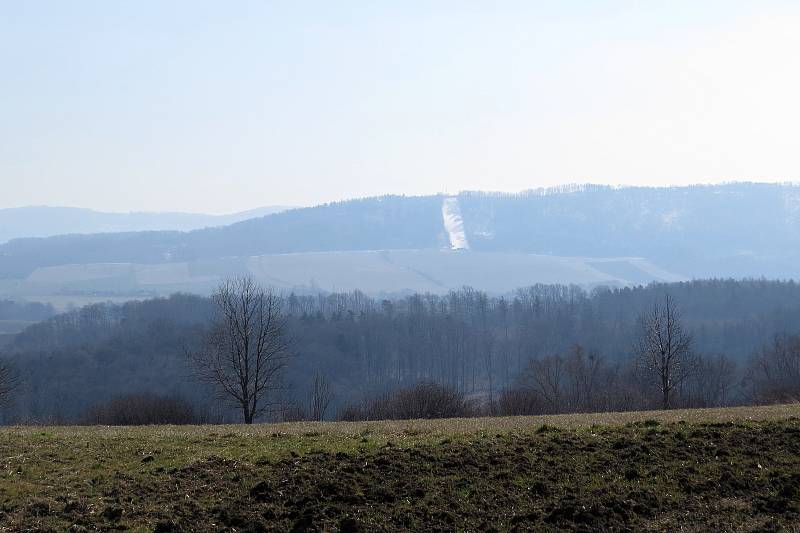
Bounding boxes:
[189,276,290,424]
[634,295,695,410]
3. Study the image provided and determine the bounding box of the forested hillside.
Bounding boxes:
[0,196,446,279]
[3,183,800,281]
[2,279,800,423]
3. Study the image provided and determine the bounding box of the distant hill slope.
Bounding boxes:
[8,251,681,304]
[0,205,294,244]
[1,183,799,286]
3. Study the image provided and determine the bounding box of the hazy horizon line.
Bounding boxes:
[2,179,798,215]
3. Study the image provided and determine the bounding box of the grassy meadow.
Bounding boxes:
[1,404,799,531]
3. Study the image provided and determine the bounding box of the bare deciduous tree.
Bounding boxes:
[513,345,620,415]
[188,276,290,424]
[523,353,566,413]
[634,295,695,409]
[309,372,333,421]
[747,334,800,403]
[686,353,737,407]
[563,345,605,411]
[0,360,19,408]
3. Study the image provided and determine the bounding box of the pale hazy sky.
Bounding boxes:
[2,1,800,213]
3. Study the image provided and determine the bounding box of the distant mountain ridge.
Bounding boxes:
[0,205,295,244]
[1,183,799,299]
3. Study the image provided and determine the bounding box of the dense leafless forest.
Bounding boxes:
[0,278,799,424]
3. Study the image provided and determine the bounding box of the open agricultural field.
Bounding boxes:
[1,250,682,306]
[1,404,799,531]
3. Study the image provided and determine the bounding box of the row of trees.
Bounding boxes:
[496,346,738,416]
[341,296,736,420]
[184,280,800,422]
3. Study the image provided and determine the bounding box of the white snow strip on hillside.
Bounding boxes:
[442,197,470,250]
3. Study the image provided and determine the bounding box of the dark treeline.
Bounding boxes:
[2,278,800,423]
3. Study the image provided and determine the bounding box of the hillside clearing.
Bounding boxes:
[1,404,799,531]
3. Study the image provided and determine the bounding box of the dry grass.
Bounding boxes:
[5,402,798,440]
[0,403,798,531]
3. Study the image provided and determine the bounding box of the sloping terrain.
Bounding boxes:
[8,250,682,303]
[2,183,799,301]
[1,404,798,531]
[0,205,293,244]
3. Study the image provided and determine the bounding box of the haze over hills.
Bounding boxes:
[0,205,295,244]
[1,182,799,305]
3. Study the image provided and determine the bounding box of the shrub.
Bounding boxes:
[496,388,542,416]
[82,393,198,425]
[339,382,473,421]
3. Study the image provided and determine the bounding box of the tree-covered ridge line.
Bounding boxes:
[3,182,800,280]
